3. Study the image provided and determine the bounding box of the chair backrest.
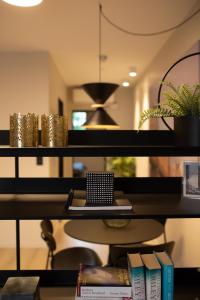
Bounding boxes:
[40,220,57,269]
[40,220,56,254]
[156,218,167,226]
[40,219,53,235]
[41,231,56,252]
[110,241,175,268]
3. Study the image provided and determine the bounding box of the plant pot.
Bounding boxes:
[174,116,200,147]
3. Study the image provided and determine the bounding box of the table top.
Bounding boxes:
[64,219,164,245]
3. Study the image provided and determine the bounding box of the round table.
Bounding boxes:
[64,219,164,245]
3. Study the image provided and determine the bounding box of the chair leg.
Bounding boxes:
[163,229,167,243]
[45,250,51,270]
[107,245,113,266]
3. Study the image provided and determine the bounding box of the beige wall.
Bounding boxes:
[107,87,134,130]
[0,52,50,249]
[133,0,200,132]
[0,52,50,178]
[133,1,200,267]
[48,56,72,177]
[0,52,68,248]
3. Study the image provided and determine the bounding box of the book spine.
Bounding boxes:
[129,267,146,300]
[162,265,174,300]
[145,269,161,300]
[79,286,132,298]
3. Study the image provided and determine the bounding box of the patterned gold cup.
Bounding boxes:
[24,113,39,147]
[10,113,38,147]
[41,114,67,147]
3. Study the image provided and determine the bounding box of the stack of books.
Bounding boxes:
[75,251,174,300]
[66,189,132,211]
[75,265,133,300]
[128,251,174,300]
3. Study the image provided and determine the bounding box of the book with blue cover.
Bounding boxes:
[127,253,146,300]
[141,253,161,300]
[155,251,174,300]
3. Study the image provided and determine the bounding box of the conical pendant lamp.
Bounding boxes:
[83,107,119,129]
[82,4,119,129]
[82,82,119,105]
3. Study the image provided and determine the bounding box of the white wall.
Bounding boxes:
[133,0,200,267]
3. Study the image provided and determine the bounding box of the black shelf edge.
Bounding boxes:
[0,192,200,219]
[69,130,175,146]
[0,130,174,146]
[0,145,199,157]
[0,177,182,194]
[0,130,199,156]
[2,177,200,220]
[0,270,77,287]
[0,268,200,293]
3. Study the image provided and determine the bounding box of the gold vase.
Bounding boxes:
[41,114,67,147]
[10,113,38,147]
[24,113,39,147]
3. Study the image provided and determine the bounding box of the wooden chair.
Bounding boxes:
[40,220,102,270]
[109,241,175,268]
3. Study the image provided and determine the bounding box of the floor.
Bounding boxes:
[0,247,47,270]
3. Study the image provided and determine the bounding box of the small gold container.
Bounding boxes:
[24,113,39,147]
[10,113,38,147]
[41,114,67,147]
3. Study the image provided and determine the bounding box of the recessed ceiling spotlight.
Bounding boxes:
[2,0,43,7]
[122,81,130,87]
[129,66,137,77]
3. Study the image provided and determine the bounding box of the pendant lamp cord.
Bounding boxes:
[100,5,200,37]
[99,3,102,82]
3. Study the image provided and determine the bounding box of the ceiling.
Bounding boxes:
[0,0,198,87]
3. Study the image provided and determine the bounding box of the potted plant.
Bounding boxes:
[138,82,200,146]
[106,156,136,177]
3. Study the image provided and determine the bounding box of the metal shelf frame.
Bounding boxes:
[0,130,199,287]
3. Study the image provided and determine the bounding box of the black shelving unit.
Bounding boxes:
[0,130,199,298]
[0,130,199,156]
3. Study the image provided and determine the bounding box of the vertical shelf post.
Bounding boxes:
[15,156,20,270]
[16,219,20,270]
[58,157,64,178]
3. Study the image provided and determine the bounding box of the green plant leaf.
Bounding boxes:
[138,106,173,130]
[138,82,200,130]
